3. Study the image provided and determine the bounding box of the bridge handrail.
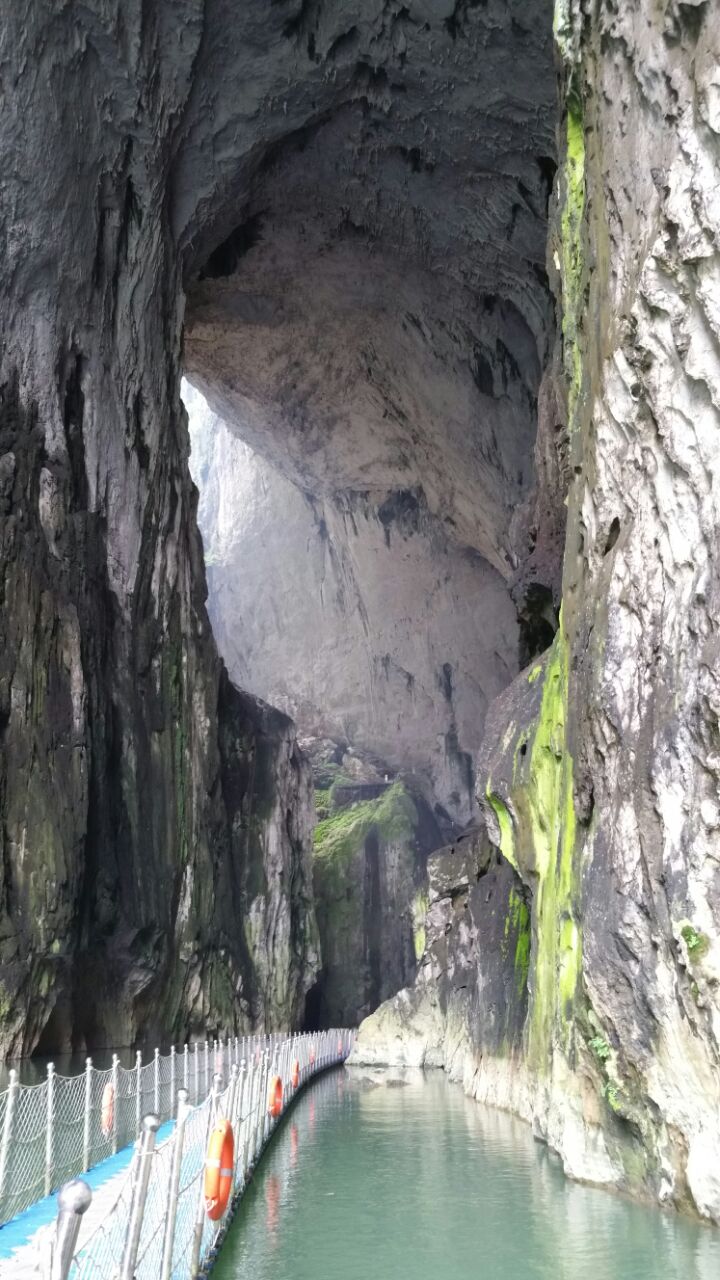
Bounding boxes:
[0,1032,293,1226]
[60,1028,354,1280]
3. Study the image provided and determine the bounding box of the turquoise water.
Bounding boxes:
[213,1067,720,1280]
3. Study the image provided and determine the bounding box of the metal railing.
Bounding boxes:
[43,1029,353,1280]
[0,1035,284,1226]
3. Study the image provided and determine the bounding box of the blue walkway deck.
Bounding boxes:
[0,1119,175,1261]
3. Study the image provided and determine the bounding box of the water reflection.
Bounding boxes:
[213,1067,720,1280]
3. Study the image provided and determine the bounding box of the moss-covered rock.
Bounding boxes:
[309,779,441,1028]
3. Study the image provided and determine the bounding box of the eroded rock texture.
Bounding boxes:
[309,776,441,1027]
[181,1,556,580]
[0,3,320,1054]
[354,0,720,1226]
[179,0,561,825]
[187,383,517,825]
[352,825,531,1079]
[1,0,557,1054]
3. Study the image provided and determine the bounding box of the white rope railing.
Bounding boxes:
[42,1029,353,1280]
[0,1034,288,1226]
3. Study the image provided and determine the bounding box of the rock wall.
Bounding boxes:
[352,824,531,1084]
[0,4,319,1055]
[310,776,441,1027]
[353,0,720,1227]
[1,0,558,1056]
[187,383,518,824]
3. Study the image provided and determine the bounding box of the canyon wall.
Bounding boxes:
[353,0,720,1226]
[0,3,320,1055]
[187,383,518,826]
[1,0,556,1054]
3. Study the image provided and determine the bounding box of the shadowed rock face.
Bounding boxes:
[353,0,720,1228]
[182,0,557,578]
[178,0,559,825]
[0,0,556,1054]
[4,0,720,1234]
[186,383,518,826]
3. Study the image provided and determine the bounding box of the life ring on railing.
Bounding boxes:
[291,1059,300,1089]
[204,1118,234,1221]
[101,1082,114,1137]
[267,1074,283,1117]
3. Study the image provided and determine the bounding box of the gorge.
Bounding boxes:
[1,0,719,1236]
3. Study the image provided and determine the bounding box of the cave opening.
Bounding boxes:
[176,0,562,1032]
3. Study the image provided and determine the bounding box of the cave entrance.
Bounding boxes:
[179,0,561,1029]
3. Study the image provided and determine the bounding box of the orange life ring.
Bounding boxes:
[204,1118,234,1221]
[291,1059,300,1089]
[267,1074,283,1118]
[101,1082,114,1137]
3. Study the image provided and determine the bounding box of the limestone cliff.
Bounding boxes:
[0,4,320,1055]
[1,0,555,1054]
[7,0,719,1231]
[353,0,720,1227]
[186,383,517,825]
[309,771,441,1027]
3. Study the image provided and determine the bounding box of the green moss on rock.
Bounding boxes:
[412,888,429,961]
[313,781,417,864]
[680,922,709,960]
[560,101,586,432]
[485,623,582,1072]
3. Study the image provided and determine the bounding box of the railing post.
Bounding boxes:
[135,1051,142,1136]
[236,1060,247,1185]
[211,1071,222,1120]
[226,1065,240,1204]
[194,1042,199,1104]
[204,1040,209,1096]
[82,1057,92,1173]
[190,1074,221,1278]
[170,1045,176,1118]
[50,1179,92,1280]
[0,1068,18,1214]
[112,1054,120,1155]
[45,1063,56,1197]
[184,1043,189,1092]
[261,1049,271,1148]
[119,1114,160,1280]
[154,1047,160,1116]
[159,1089,189,1280]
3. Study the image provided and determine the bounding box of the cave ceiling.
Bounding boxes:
[180,0,558,576]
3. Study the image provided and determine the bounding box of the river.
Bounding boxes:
[213,1066,720,1280]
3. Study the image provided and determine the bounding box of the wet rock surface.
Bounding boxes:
[0,0,555,1053]
[187,384,518,824]
[354,0,720,1226]
[5,0,720,1236]
[309,768,441,1028]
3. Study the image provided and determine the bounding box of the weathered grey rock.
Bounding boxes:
[10,0,720,1235]
[187,383,518,823]
[0,3,320,1054]
[181,2,557,580]
[0,0,556,1055]
[351,825,532,1081]
[354,0,720,1226]
[309,778,441,1027]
